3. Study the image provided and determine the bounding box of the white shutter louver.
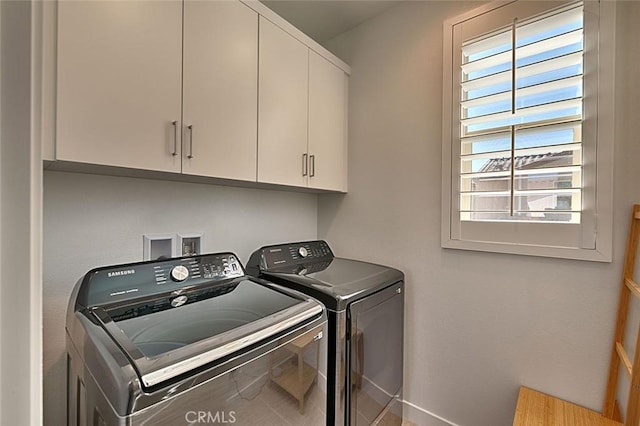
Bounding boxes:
[459,3,584,223]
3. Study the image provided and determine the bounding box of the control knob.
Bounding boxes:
[170,265,189,282]
[298,247,308,258]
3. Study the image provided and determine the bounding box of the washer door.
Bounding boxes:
[348,282,404,425]
[124,321,329,425]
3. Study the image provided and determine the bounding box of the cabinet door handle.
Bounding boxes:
[171,121,178,156]
[187,125,194,159]
[310,155,315,177]
[302,153,308,176]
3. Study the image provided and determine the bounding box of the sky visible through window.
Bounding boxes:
[461,10,583,172]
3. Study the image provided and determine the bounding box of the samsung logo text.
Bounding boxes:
[107,269,136,278]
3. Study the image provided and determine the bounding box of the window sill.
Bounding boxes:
[441,238,612,262]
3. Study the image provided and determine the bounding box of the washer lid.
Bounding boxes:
[261,258,404,310]
[90,277,323,388]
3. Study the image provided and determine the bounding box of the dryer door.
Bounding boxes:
[348,282,404,426]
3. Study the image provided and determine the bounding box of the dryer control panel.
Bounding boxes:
[250,240,334,271]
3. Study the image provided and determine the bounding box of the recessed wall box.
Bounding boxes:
[178,233,202,256]
[143,234,177,261]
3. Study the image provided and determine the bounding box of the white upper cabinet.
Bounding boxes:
[56,1,183,173]
[257,17,309,187]
[257,18,349,192]
[182,1,258,181]
[308,51,348,192]
[52,0,349,192]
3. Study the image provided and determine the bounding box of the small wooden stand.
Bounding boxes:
[513,387,621,426]
[270,327,321,414]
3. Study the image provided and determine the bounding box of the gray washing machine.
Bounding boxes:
[66,252,328,425]
[247,241,404,426]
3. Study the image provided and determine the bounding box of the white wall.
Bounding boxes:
[319,1,640,425]
[1,1,43,424]
[42,170,318,424]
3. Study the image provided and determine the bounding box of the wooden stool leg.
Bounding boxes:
[298,347,305,414]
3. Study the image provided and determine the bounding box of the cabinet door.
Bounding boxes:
[258,17,309,187]
[57,1,182,172]
[308,52,348,192]
[182,1,258,181]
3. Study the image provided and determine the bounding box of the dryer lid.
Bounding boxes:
[259,258,404,311]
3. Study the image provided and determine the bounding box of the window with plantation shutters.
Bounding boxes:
[442,0,614,262]
[460,3,583,223]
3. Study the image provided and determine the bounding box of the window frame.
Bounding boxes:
[441,0,615,262]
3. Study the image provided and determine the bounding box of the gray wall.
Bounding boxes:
[319,1,640,425]
[1,0,43,424]
[43,171,318,424]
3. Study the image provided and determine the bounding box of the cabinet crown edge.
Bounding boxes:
[239,0,351,75]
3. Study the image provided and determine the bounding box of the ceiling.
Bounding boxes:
[261,0,400,44]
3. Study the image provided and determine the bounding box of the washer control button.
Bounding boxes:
[298,247,308,258]
[170,265,189,282]
[171,295,188,308]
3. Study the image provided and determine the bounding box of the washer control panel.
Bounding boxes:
[153,254,242,286]
[259,240,334,270]
[81,253,245,308]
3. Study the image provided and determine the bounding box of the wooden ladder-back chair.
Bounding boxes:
[513,204,640,425]
[603,204,640,424]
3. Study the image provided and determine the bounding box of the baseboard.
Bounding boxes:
[403,400,460,426]
[356,374,458,426]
